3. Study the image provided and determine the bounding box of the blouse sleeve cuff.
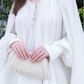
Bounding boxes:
[8,38,21,47]
[42,37,72,67]
[43,45,64,63]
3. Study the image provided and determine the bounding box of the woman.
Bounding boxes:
[0,0,84,84]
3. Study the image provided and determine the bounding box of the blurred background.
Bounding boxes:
[0,0,84,39]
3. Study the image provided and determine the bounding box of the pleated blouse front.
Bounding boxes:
[12,0,63,52]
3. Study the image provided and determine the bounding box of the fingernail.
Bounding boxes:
[36,61,38,63]
[25,57,27,60]
[28,54,31,57]
[30,58,32,61]
[19,57,21,59]
[30,55,31,57]
[29,56,31,57]
[23,58,24,60]
[32,60,34,63]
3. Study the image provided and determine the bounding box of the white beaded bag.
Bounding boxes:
[9,48,51,80]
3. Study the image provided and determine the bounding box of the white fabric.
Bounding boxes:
[0,0,84,84]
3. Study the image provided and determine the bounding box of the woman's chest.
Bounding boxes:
[15,0,62,27]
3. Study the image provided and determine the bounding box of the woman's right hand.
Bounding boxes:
[10,41,30,60]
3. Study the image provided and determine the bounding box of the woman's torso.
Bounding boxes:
[14,0,71,83]
[14,0,63,51]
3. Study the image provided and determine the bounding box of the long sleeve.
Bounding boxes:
[43,36,69,60]
[0,2,22,61]
[4,2,21,47]
[0,2,22,75]
[43,20,72,67]
[43,36,72,67]
[8,25,21,47]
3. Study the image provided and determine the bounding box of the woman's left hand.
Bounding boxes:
[29,46,50,63]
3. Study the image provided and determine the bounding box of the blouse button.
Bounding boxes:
[31,4,38,29]
[34,11,36,16]
[31,24,34,28]
[35,4,37,10]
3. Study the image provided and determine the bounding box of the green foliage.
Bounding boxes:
[0,0,13,21]
[78,7,84,30]
[0,9,8,20]
[79,7,84,19]
[3,0,13,11]
[76,0,83,8]
[0,23,5,39]
[0,0,13,38]
[1,23,5,35]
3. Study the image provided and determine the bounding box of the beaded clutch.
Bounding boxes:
[9,50,51,80]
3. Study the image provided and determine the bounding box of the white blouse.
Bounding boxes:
[10,0,64,52]
[0,0,72,84]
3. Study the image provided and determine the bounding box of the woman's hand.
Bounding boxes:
[10,41,30,60]
[30,46,50,63]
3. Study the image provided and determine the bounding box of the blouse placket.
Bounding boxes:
[28,0,39,30]
[31,4,37,29]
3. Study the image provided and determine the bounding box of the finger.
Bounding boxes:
[19,45,27,60]
[30,46,40,57]
[13,47,21,59]
[21,44,28,60]
[22,44,30,57]
[16,46,25,60]
[35,55,45,63]
[31,51,44,63]
[30,48,42,61]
